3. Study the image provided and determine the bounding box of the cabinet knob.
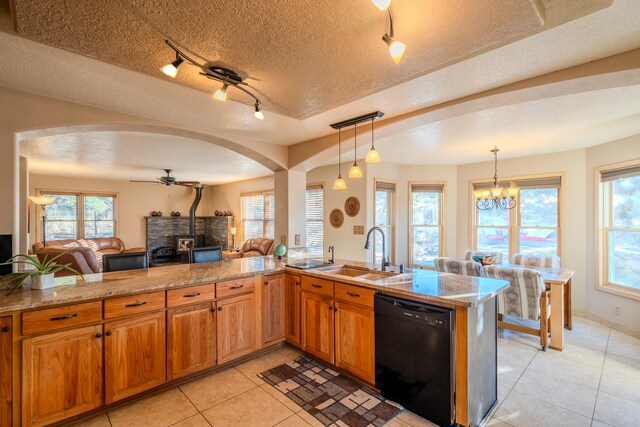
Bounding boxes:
[295,282,300,286]
[1,326,9,333]
[334,307,338,312]
[105,331,112,336]
[218,307,223,311]
[264,281,269,285]
[211,307,216,313]
[95,333,102,339]
[328,306,333,311]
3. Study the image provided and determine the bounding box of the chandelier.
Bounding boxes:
[474,146,519,210]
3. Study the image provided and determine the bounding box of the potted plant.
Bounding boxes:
[0,251,82,295]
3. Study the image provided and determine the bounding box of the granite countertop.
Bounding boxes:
[0,257,510,313]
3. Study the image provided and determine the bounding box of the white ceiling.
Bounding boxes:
[19,131,273,184]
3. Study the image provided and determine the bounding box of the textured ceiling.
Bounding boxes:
[6,0,610,119]
[19,131,273,184]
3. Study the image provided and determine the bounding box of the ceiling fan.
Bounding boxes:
[131,169,203,187]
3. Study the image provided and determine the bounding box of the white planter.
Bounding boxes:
[31,273,55,290]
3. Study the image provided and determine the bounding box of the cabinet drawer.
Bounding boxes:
[335,283,375,308]
[216,277,255,299]
[301,276,334,297]
[104,291,165,319]
[167,284,215,307]
[22,301,102,335]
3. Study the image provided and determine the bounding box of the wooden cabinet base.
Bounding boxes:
[334,302,375,384]
[216,294,257,364]
[302,292,335,364]
[0,317,11,427]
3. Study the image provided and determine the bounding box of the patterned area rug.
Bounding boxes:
[258,355,402,427]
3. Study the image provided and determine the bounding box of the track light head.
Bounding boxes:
[212,82,229,102]
[254,103,264,120]
[372,0,392,10]
[161,55,184,78]
[382,34,406,64]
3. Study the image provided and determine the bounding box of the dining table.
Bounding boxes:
[500,263,574,351]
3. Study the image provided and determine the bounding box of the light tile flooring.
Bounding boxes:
[70,317,640,427]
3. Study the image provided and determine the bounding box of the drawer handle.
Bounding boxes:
[311,284,322,288]
[230,285,244,290]
[50,313,78,321]
[346,292,361,298]
[184,292,201,298]
[125,301,147,308]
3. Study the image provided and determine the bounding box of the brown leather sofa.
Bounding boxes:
[33,237,146,276]
[239,238,275,257]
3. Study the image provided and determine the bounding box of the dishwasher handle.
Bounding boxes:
[376,294,452,315]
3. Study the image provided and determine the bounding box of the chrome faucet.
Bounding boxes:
[328,246,335,264]
[364,227,388,272]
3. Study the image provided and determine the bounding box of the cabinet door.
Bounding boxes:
[262,274,285,344]
[217,293,257,364]
[0,317,11,427]
[22,325,103,427]
[167,303,216,381]
[105,311,166,404]
[284,274,301,346]
[302,292,335,364]
[335,302,375,383]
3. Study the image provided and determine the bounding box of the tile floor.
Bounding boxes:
[70,316,640,427]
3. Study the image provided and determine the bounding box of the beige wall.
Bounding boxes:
[29,174,206,249]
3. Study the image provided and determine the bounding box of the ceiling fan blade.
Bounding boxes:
[130,180,161,183]
[176,181,203,187]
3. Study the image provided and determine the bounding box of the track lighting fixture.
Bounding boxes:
[333,128,347,190]
[382,9,406,64]
[161,40,265,120]
[349,122,363,179]
[372,0,392,10]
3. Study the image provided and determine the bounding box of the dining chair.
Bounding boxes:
[190,246,223,263]
[511,253,560,269]
[463,250,504,264]
[434,258,485,277]
[102,252,149,272]
[485,265,550,350]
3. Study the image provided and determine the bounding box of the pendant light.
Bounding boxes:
[382,9,406,64]
[365,117,381,163]
[474,146,519,210]
[349,122,363,179]
[333,128,347,190]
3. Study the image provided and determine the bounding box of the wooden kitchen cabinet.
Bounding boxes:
[284,274,302,346]
[262,273,285,344]
[0,317,11,427]
[334,301,375,383]
[167,302,216,381]
[22,324,103,427]
[216,293,257,364]
[302,292,335,364]
[104,311,166,404]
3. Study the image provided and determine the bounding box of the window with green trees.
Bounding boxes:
[41,192,116,241]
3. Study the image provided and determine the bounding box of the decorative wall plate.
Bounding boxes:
[344,197,360,217]
[330,209,344,228]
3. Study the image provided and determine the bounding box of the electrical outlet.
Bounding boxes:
[295,234,301,246]
[614,306,622,316]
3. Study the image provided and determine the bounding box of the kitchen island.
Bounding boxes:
[0,256,508,427]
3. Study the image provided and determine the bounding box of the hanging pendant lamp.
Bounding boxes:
[349,122,363,179]
[333,128,347,190]
[365,117,381,163]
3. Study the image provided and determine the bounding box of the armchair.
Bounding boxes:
[463,250,504,264]
[35,246,100,276]
[511,253,560,269]
[239,238,275,257]
[434,258,485,277]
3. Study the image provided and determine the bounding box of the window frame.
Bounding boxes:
[240,190,274,242]
[373,179,396,265]
[470,172,564,263]
[305,184,324,258]
[596,159,640,301]
[36,189,118,242]
[408,181,446,269]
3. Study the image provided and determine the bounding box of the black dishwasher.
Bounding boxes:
[375,294,454,427]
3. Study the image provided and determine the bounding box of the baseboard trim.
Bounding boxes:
[573,309,640,338]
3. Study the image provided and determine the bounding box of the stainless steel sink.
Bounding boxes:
[318,266,370,277]
[357,273,391,281]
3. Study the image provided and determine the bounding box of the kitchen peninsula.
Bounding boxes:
[0,256,509,427]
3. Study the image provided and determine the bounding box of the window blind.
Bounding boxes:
[601,165,640,182]
[241,192,274,240]
[472,181,510,190]
[306,186,323,257]
[411,183,444,193]
[375,181,396,192]
[515,176,561,188]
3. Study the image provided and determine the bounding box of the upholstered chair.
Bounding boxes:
[463,250,504,264]
[434,258,485,277]
[35,246,100,276]
[511,253,560,269]
[239,238,275,257]
[484,265,551,350]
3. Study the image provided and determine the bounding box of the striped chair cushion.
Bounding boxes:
[484,265,545,321]
[463,250,504,264]
[434,258,485,277]
[511,253,560,269]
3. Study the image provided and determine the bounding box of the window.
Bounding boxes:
[240,192,274,241]
[409,183,444,268]
[374,181,395,265]
[599,163,640,295]
[40,191,116,242]
[472,176,561,261]
[306,185,324,257]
